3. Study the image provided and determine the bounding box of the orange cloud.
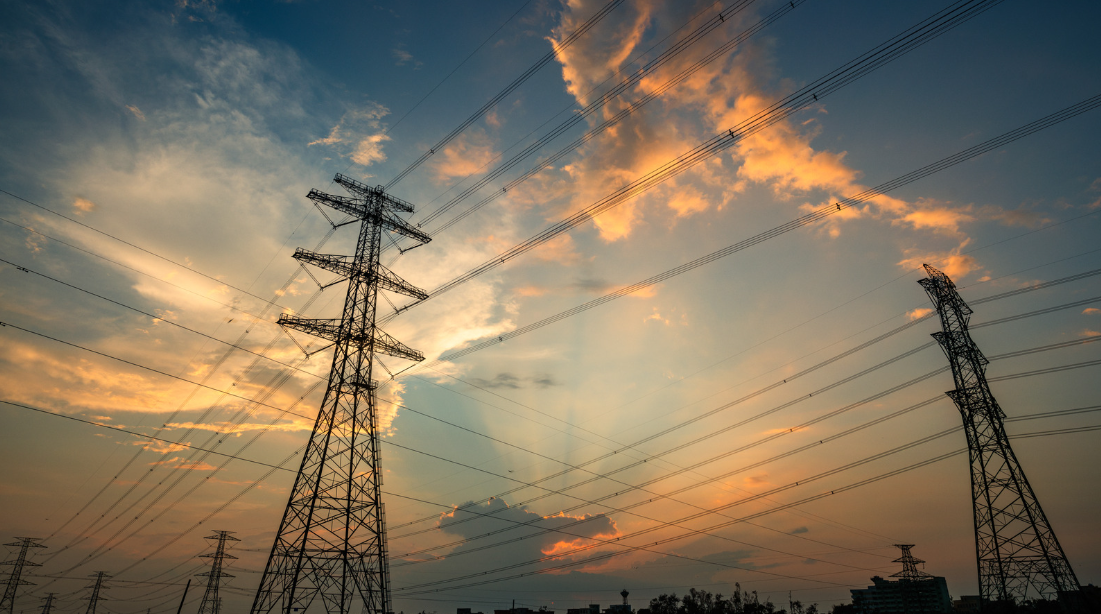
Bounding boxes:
[896,201,974,236]
[897,247,979,281]
[907,307,934,321]
[431,131,498,182]
[73,197,97,214]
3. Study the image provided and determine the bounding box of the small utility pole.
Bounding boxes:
[175,579,191,614]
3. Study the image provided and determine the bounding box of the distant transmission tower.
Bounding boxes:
[920,264,1080,607]
[891,544,932,614]
[197,531,238,614]
[891,544,932,581]
[40,593,56,614]
[251,173,430,614]
[83,572,109,614]
[1,537,46,614]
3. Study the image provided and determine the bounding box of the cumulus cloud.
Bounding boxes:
[434,497,619,563]
[906,307,934,321]
[430,130,499,182]
[309,103,392,169]
[897,246,979,280]
[72,197,96,214]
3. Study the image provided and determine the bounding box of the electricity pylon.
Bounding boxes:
[1,537,46,614]
[251,174,430,614]
[40,593,56,614]
[920,264,1080,607]
[197,531,238,614]
[891,544,932,614]
[891,544,932,581]
[83,572,109,614]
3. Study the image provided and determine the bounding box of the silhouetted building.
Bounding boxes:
[951,595,981,612]
[851,575,952,613]
[567,606,599,614]
[607,589,632,614]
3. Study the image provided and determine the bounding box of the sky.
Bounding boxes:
[1,0,1101,612]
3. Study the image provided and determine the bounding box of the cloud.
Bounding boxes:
[392,45,422,68]
[1084,308,1101,315]
[72,197,96,214]
[125,105,145,120]
[308,103,392,168]
[430,130,499,182]
[434,498,619,564]
[907,307,934,321]
[897,239,980,280]
[468,372,561,390]
[895,200,974,236]
[980,203,1051,228]
[351,133,390,167]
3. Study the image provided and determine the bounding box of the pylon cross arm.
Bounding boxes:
[334,174,414,213]
[294,249,357,279]
[377,264,428,300]
[372,328,424,362]
[278,316,344,343]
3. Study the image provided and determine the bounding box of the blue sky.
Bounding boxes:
[2,0,1100,612]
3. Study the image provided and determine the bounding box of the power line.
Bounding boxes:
[0,257,325,381]
[10,270,1097,584]
[407,0,733,221]
[384,0,534,137]
[383,0,1010,317]
[383,268,1101,537]
[0,215,274,323]
[0,189,291,311]
[413,0,775,230]
[0,252,902,570]
[388,90,1101,354]
[394,415,1101,597]
[2,401,866,591]
[9,395,1095,598]
[384,336,1100,564]
[384,0,627,189]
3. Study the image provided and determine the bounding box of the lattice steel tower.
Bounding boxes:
[919,264,1079,606]
[251,174,430,614]
[197,531,238,614]
[1,537,45,614]
[83,572,109,614]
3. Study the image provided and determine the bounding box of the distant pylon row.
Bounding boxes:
[0,532,236,614]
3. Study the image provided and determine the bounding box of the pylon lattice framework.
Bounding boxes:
[83,572,109,614]
[1,537,45,614]
[197,531,239,614]
[890,544,932,581]
[251,174,430,614]
[919,264,1080,605]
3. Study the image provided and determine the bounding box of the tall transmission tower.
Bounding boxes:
[1,537,46,614]
[919,264,1080,607]
[83,572,109,614]
[197,531,239,614]
[40,593,56,614]
[251,173,430,614]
